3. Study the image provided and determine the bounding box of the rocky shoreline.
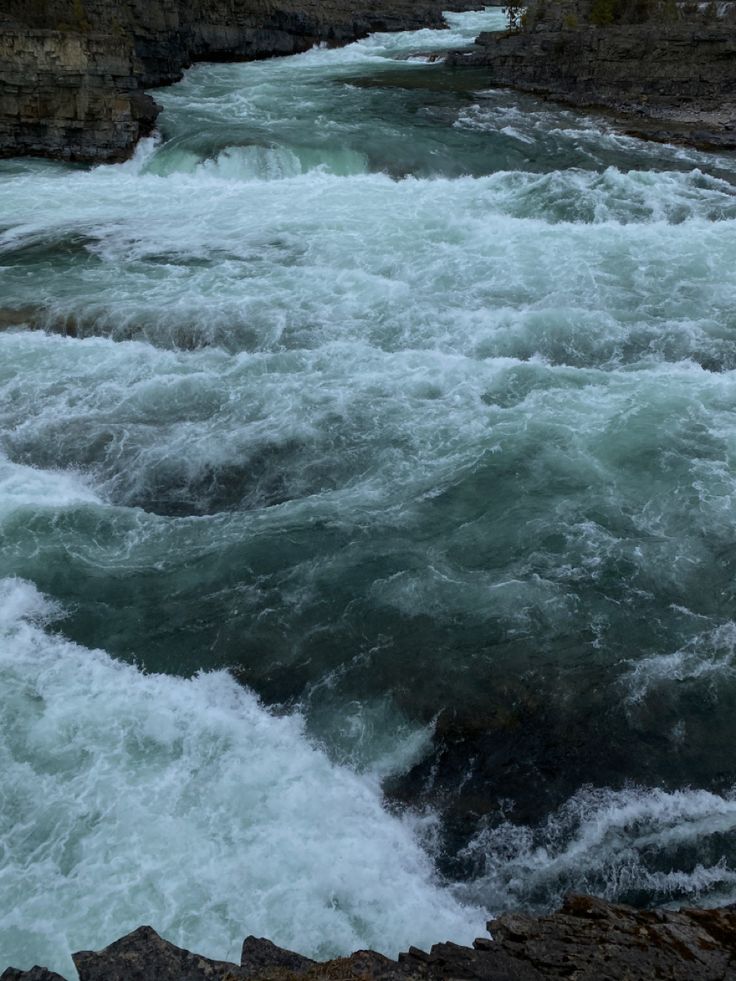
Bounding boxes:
[4,895,736,980]
[447,5,736,150]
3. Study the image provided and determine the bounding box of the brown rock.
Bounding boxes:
[5,895,736,981]
[72,925,244,981]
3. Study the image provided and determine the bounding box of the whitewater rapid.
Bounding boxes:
[0,578,482,974]
[3,6,736,976]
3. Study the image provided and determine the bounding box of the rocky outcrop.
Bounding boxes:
[0,970,67,981]
[70,926,246,980]
[0,0,475,162]
[448,11,736,148]
[5,894,736,980]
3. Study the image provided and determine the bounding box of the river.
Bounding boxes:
[3,7,736,976]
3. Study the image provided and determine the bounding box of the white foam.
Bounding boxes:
[0,454,102,512]
[0,579,485,977]
[624,621,736,701]
[294,6,507,61]
[458,785,736,911]
[3,162,735,375]
[2,8,736,969]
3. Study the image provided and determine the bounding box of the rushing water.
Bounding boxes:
[3,6,736,975]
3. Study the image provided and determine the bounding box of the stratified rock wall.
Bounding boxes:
[0,0,470,161]
[447,14,736,146]
[0,28,155,161]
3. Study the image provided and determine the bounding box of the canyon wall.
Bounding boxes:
[448,4,736,147]
[0,0,470,162]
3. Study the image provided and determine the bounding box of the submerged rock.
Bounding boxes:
[4,895,736,979]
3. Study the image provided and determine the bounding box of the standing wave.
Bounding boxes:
[0,578,484,977]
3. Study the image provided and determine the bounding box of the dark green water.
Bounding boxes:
[3,7,736,976]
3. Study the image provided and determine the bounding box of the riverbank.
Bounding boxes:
[448,17,736,149]
[5,895,736,980]
[4,1,734,163]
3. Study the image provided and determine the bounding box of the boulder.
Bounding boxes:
[72,925,244,981]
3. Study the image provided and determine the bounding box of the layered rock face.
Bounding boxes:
[448,4,736,147]
[0,0,469,162]
[4,895,736,980]
[0,27,157,162]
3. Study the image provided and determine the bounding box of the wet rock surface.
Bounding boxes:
[4,895,736,980]
[0,0,477,162]
[447,18,736,149]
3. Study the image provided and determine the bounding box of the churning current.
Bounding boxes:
[3,6,736,976]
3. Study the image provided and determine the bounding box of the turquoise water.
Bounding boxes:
[3,7,736,975]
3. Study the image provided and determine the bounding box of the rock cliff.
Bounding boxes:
[0,0,473,162]
[4,895,736,980]
[448,3,736,148]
